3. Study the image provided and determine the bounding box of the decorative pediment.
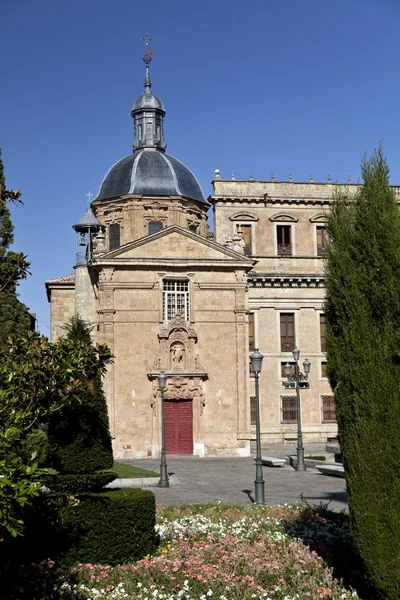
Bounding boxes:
[309,214,328,223]
[143,201,169,210]
[96,225,254,263]
[269,213,298,223]
[229,212,259,222]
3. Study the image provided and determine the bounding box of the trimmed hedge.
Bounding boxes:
[45,471,118,494]
[4,488,157,568]
[61,488,158,566]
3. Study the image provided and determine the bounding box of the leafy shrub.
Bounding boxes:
[45,471,118,494]
[4,488,157,569]
[61,488,157,566]
[20,428,50,466]
[49,376,113,474]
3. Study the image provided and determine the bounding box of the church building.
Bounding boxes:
[48,48,398,458]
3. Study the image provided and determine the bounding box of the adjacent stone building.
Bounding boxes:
[45,51,400,458]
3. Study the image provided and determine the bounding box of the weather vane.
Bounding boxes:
[140,32,155,64]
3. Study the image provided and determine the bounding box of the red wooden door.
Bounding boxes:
[164,400,193,454]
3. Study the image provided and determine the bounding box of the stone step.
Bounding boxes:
[316,464,345,478]
[261,456,286,467]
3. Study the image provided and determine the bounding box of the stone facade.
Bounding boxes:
[44,53,400,458]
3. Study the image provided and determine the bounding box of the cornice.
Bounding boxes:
[248,273,325,288]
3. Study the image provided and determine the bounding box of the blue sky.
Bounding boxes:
[1,0,399,334]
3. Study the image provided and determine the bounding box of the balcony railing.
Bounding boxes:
[278,243,292,257]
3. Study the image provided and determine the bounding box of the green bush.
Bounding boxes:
[49,374,113,474]
[48,315,113,475]
[20,428,50,467]
[61,488,157,566]
[4,488,157,568]
[325,146,400,599]
[45,471,118,494]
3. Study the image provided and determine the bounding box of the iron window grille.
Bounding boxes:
[163,281,189,322]
[321,395,336,423]
[281,395,298,423]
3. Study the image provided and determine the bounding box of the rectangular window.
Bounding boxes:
[321,395,336,423]
[163,281,189,321]
[249,313,255,351]
[321,361,328,378]
[320,314,326,352]
[280,313,295,352]
[148,221,163,235]
[109,223,120,250]
[240,225,252,256]
[316,226,329,256]
[281,362,295,378]
[250,396,256,425]
[277,225,292,256]
[281,396,297,423]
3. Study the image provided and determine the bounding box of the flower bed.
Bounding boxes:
[11,504,361,600]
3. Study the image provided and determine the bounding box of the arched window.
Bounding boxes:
[148,221,163,235]
[109,223,120,250]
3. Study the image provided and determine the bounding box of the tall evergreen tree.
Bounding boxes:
[325,146,400,599]
[48,315,114,473]
[0,150,31,348]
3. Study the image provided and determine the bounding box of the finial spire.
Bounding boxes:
[141,33,155,92]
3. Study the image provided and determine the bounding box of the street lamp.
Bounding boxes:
[283,348,311,472]
[158,370,169,488]
[250,348,264,505]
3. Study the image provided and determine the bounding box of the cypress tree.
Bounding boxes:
[0,151,31,348]
[48,315,114,474]
[325,146,400,599]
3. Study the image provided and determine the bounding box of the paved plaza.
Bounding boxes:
[121,443,347,512]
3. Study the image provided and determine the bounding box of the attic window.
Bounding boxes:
[109,224,120,250]
[148,221,163,235]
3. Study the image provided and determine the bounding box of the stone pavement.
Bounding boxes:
[121,442,347,512]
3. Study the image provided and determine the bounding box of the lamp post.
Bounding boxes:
[158,370,169,488]
[250,348,264,505]
[283,348,311,472]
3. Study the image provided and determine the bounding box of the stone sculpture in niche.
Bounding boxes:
[171,342,185,370]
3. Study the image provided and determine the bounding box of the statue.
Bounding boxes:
[171,343,184,369]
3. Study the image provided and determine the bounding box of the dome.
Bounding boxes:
[95,150,207,204]
[133,91,165,112]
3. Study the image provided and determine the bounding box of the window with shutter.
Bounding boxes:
[281,362,295,377]
[277,225,292,256]
[249,313,255,351]
[320,314,326,352]
[148,221,163,235]
[316,226,329,256]
[240,225,252,256]
[280,313,295,352]
[250,396,256,425]
[109,224,120,250]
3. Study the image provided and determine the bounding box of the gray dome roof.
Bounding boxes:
[95,150,206,203]
[133,91,165,112]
